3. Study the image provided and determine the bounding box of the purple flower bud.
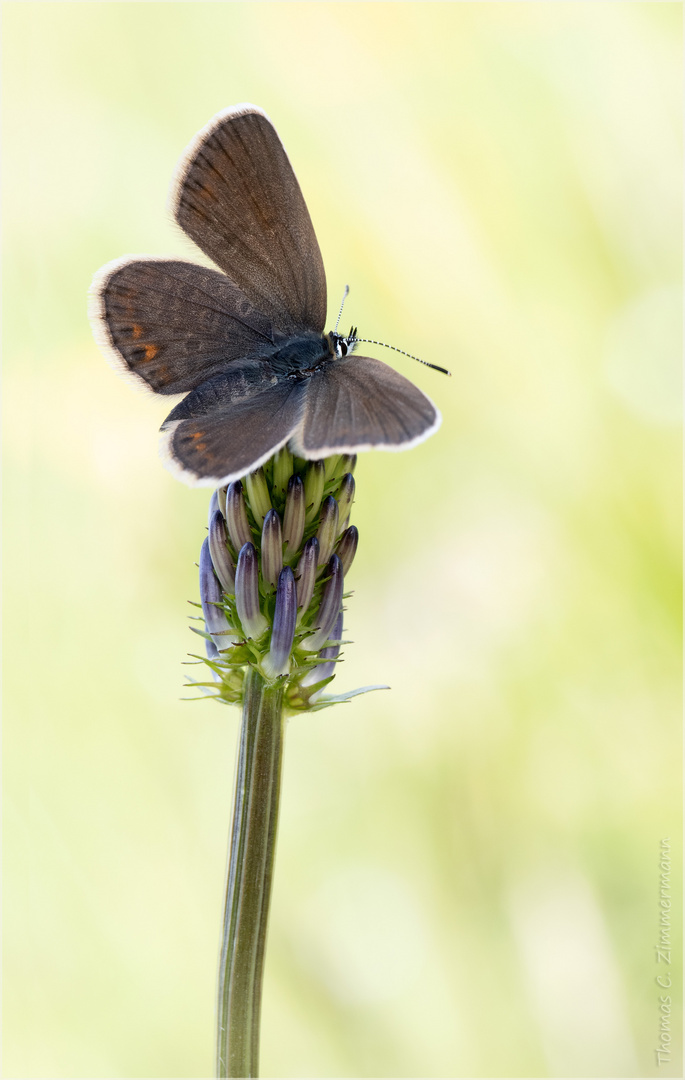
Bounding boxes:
[199,538,235,650]
[283,475,305,557]
[304,460,325,525]
[225,481,252,552]
[263,567,296,678]
[336,473,355,527]
[302,554,344,652]
[245,467,271,526]
[316,495,339,566]
[272,447,293,501]
[295,537,319,621]
[208,511,236,594]
[336,525,358,575]
[217,485,228,518]
[261,509,283,587]
[235,543,268,639]
[301,608,343,688]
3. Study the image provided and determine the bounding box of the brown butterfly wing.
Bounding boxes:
[291,354,441,457]
[171,105,327,337]
[90,257,276,394]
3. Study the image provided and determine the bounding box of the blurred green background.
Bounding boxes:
[3,3,682,1077]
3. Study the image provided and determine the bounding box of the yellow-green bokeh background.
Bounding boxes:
[3,3,682,1077]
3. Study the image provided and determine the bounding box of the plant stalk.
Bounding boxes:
[216,668,285,1078]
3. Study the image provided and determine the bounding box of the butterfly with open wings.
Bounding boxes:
[89,104,441,487]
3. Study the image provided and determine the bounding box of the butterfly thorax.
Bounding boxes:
[268,332,337,378]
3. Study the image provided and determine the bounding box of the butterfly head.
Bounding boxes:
[328,326,359,359]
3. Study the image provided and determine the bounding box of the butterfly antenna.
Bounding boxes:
[333,285,350,334]
[349,337,452,376]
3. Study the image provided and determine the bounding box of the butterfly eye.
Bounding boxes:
[338,340,348,357]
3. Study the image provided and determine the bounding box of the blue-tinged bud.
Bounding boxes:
[301,608,343,687]
[283,475,305,557]
[235,543,268,639]
[336,525,358,575]
[295,537,319,621]
[208,489,220,526]
[225,481,252,552]
[245,467,271,526]
[263,567,296,678]
[199,538,236,650]
[324,454,342,481]
[272,447,293,501]
[336,473,355,527]
[304,460,325,525]
[208,511,236,594]
[316,496,339,566]
[261,509,283,587]
[302,554,344,651]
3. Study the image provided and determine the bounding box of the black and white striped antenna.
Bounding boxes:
[348,336,451,377]
[334,284,451,376]
[333,285,350,334]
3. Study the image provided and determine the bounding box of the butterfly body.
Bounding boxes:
[268,333,333,376]
[89,104,441,486]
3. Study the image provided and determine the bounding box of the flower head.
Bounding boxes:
[191,452,382,712]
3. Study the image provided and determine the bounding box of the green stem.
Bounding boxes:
[216,668,285,1078]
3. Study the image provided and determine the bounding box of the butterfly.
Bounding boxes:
[89,104,441,486]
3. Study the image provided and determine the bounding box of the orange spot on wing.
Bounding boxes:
[190,431,208,451]
[143,343,158,361]
[132,324,143,340]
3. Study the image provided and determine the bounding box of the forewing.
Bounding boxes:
[171,104,327,336]
[89,257,276,394]
[161,366,307,486]
[291,355,441,457]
